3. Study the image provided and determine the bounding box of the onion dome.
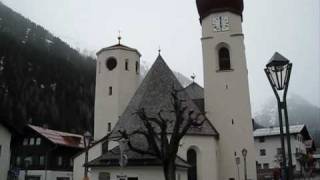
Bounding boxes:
[196,0,244,21]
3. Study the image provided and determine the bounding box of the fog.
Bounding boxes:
[1,0,319,114]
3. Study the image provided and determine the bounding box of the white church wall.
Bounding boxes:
[178,135,219,180]
[0,124,11,180]
[94,48,140,140]
[90,166,187,180]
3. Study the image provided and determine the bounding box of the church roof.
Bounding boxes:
[196,0,244,22]
[184,82,204,100]
[184,82,205,112]
[85,146,190,168]
[110,55,218,138]
[96,43,141,56]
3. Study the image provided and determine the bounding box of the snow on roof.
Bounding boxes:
[253,124,306,137]
[28,124,84,149]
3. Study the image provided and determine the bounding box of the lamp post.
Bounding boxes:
[83,131,92,180]
[264,52,293,180]
[24,159,30,180]
[242,148,248,180]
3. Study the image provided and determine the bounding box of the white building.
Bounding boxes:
[0,121,14,180]
[254,125,314,174]
[74,0,258,179]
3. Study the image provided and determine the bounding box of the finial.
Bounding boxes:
[117,30,122,44]
[158,46,161,55]
[191,73,196,82]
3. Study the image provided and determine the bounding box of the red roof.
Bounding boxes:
[28,125,84,149]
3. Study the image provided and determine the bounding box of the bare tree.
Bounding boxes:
[119,88,206,180]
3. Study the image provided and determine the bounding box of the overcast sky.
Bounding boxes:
[1,0,319,114]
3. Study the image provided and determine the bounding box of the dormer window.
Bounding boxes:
[218,47,231,70]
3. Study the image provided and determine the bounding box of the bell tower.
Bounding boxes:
[196,0,257,179]
[94,37,140,140]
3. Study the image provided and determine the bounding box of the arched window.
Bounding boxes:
[218,47,231,70]
[187,149,197,180]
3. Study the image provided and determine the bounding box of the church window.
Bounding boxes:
[125,59,129,71]
[107,122,111,132]
[109,87,112,96]
[187,149,197,180]
[106,57,117,71]
[260,149,266,156]
[218,47,231,70]
[102,140,109,154]
[99,172,110,180]
[135,61,139,74]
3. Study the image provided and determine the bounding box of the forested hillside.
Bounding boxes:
[0,2,96,133]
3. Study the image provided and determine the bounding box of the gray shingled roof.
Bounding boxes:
[184,82,204,100]
[110,55,218,139]
[85,146,190,168]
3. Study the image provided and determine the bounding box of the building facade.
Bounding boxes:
[254,125,314,177]
[10,125,84,180]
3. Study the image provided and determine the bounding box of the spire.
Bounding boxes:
[117,30,122,45]
[158,46,161,55]
[191,73,196,82]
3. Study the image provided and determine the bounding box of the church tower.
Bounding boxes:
[196,0,257,179]
[94,37,141,140]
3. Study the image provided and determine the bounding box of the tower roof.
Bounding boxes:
[96,43,141,57]
[196,0,244,21]
[110,55,218,140]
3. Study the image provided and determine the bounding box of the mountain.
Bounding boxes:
[255,94,320,147]
[140,61,192,87]
[0,2,96,133]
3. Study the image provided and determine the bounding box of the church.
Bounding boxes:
[73,0,257,179]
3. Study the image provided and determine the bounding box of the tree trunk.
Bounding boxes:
[163,160,176,180]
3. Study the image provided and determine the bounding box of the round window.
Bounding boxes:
[106,57,117,70]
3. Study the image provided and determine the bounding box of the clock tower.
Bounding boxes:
[196,0,257,179]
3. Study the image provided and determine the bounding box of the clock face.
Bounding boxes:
[213,16,221,32]
[212,16,230,32]
[221,16,230,31]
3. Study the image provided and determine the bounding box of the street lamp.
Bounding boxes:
[242,148,248,180]
[24,159,30,180]
[83,131,92,180]
[264,52,293,180]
